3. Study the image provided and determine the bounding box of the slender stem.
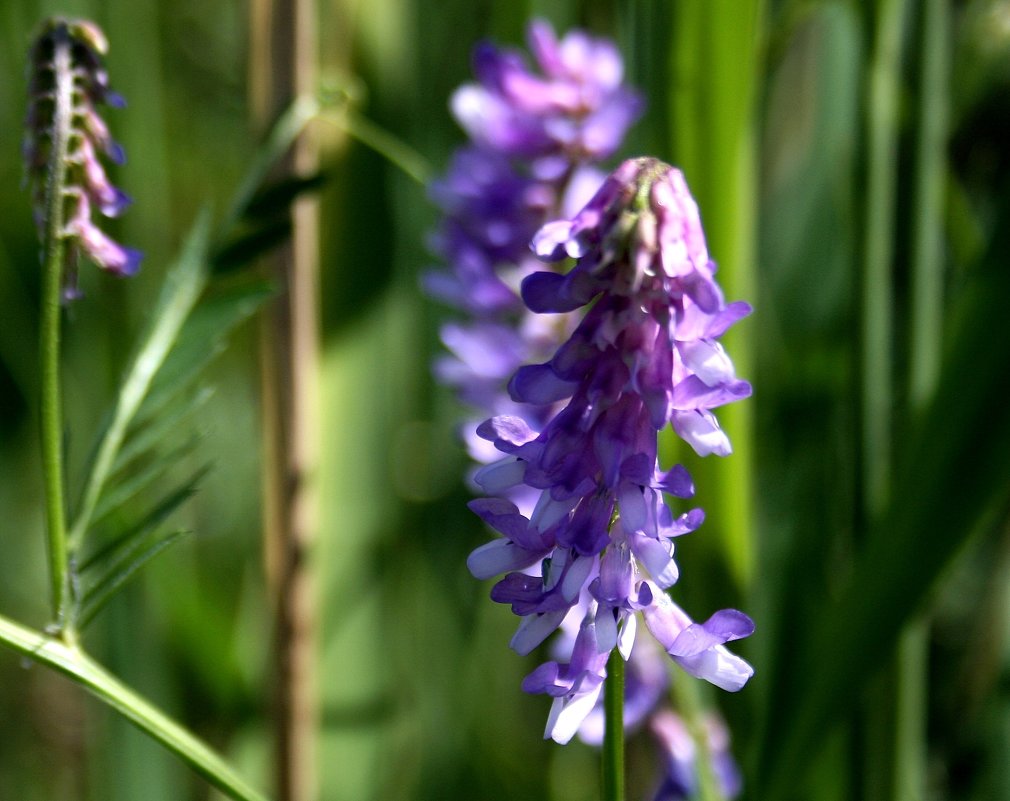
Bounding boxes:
[40,25,76,629]
[909,0,948,411]
[321,109,431,186]
[0,613,271,801]
[861,0,907,523]
[861,3,910,801]
[221,94,321,234]
[896,2,950,800]
[601,648,625,801]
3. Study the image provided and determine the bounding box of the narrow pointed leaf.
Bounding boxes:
[79,467,210,576]
[78,529,190,629]
[112,388,213,471]
[95,435,203,524]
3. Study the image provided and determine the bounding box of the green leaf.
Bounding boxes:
[69,209,213,551]
[212,220,292,273]
[243,172,326,219]
[79,467,209,577]
[75,464,210,628]
[94,434,203,524]
[138,278,272,418]
[111,387,213,472]
[78,529,190,629]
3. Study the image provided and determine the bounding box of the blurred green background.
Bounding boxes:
[3,1,1010,800]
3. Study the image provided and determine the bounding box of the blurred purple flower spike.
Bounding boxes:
[24,17,141,294]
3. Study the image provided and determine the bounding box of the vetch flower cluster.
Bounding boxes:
[467,157,755,743]
[24,17,140,295]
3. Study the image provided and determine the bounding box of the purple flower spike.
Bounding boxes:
[24,17,141,294]
[464,157,754,737]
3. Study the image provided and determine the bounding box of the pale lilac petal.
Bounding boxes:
[674,646,754,692]
[467,539,540,579]
[668,609,755,657]
[511,610,569,655]
[672,410,732,457]
[679,339,737,387]
[545,681,604,744]
[473,457,526,492]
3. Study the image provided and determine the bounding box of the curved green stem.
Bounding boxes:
[0,613,271,801]
[40,24,75,629]
[602,648,625,801]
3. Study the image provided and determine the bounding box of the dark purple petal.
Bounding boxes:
[654,464,694,498]
[560,492,613,555]
[522,661,568,695]
[509,363,578,405]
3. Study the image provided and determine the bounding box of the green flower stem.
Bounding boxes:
[40,224,70,627]
[39,24,75,628]
[0,613,271,801]
[602,648,625,801]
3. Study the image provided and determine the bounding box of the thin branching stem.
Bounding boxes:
[0,613,271,801]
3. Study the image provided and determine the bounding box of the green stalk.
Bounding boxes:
[327,109,431,186]
[861,0,907,524]
[0,614,271,801]
[861,2,910,800]
[896,2,949,799]
[909,0,948,409]
[39,24,75,629]
[602,648,625,801]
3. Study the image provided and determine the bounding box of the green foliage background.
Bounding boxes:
[2,1,1010,799]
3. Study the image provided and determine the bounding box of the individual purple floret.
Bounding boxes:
[24,17,140,294]
[468,157,754,739]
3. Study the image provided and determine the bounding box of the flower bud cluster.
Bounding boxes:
[24,17,140,292]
